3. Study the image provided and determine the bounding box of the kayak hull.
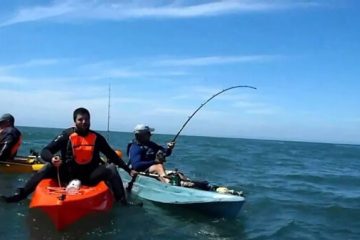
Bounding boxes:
[119,169,245,218]
[158,200,244,218]
[0,156,44,173]
[29,179,114,230]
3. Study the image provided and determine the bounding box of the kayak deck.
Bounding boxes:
[29,179,114,230]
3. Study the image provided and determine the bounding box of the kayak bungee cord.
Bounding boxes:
[171,85,257,142]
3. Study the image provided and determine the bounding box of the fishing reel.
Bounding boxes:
[155,150,166,163]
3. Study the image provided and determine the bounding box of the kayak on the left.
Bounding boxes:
[0,155,45,173]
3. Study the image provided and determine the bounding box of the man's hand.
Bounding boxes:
[130,170,138,177]
[51,155,62,167]
[167,141,176,149]
[156,150,166,163]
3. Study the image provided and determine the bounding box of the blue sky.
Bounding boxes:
[0,0,359,144]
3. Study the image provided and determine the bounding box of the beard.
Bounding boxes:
[75,125,90,135]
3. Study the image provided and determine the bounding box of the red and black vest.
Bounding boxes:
[10,136,22,158]
[69,132,97,165]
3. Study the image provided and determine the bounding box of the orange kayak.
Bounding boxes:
[29,179,114,230]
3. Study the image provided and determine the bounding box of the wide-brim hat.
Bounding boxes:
[134,124,155,134]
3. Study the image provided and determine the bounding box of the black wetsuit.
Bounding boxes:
[41,127,130,180]
[0,126,21,162]
[20,127,131,202]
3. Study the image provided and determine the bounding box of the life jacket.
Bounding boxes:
[10,136,22,158]
[69,132,97,165]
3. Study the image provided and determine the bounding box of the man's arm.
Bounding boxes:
[129,144,155,171]
[97,134,132,174]
[40,131,68,163]
[0,134,16,161]
[151,141,172,157]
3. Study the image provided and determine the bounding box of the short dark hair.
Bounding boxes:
[73,108,90,122]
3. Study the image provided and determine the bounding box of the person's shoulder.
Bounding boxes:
[129,140,141,149]
[13,127,21,138]
[148,141,160,147]
[129,139,138,145]
[62,127,75,136]
[52,127,74,141]
[13,127,21,135]
[3,127,20,136]
[91,130,106,141]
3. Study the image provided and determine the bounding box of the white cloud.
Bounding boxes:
[0,58,62,71]
[0,58,187,88]
[232,98,281,115]
[1,0,320,27]
[150,107,193,115]
[0,75,27,84]
[244,108,278,115]
[0,1,74,27]
[0,87,114,129]
[177,85,257,102]
[103,69,188,79]
[154,55,281,67]
[0,55,277,88]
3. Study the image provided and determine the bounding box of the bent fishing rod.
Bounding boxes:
[171,85,257,142]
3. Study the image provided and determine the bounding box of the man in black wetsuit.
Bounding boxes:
[2,108,137,204]
[0,113,22,162]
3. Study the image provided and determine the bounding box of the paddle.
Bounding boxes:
[127,172,164,193]
[126,175,137,193]
[29,149,46,164]
[125,155,166,193]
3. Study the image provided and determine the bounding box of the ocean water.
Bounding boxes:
[0,126,359,240]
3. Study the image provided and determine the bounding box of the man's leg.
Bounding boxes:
[2,162,56,202]
[87,164,127,204]
[148,163,169,183]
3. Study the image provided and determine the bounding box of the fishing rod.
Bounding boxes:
[171,85,257,142]
[106,84,111,142]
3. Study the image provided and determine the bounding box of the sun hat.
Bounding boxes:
[134,124,155,134]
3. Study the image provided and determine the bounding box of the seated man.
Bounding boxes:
[2,108,137,205]
[0,113,22,162]
[127,124,175,182]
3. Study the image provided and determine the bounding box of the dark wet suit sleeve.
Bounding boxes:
[0,132,18,162]
[40,131,69,163]
[163,145,172,157]
[151,141,172,157]
[96,134,131,174]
